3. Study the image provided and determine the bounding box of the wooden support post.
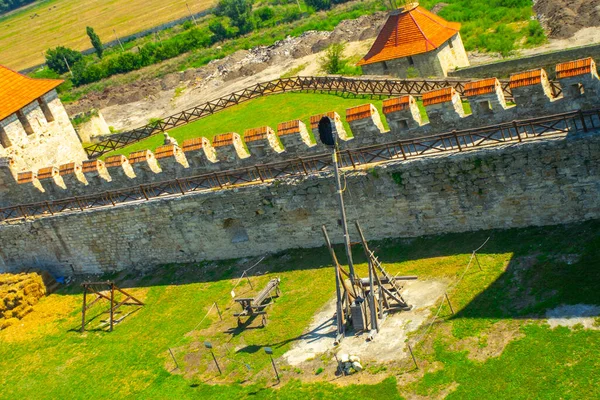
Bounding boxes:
[408,343,419,370]
[169,348,180,370]
[81,285,87,333]
[214,302,222,321]
[110,282,115,332]
[474,252,482,271]
[445,292,454,315]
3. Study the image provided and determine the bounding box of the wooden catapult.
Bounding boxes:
[80,281,144,332]
[322,221,417,344]
[233,277,281,327]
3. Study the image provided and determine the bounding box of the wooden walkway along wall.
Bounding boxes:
[83,75,564,159]
[3,108,595,224]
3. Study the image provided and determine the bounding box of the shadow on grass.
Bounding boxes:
[54,220,600,322]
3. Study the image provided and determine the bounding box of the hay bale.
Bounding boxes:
[0,272,52,329]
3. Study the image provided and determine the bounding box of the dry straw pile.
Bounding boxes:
[0,272,55,330]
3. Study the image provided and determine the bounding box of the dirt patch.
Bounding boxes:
[282,279,448,366]
[534,0,600,39]
[65,12,387,131]
[545,304,600,330]
[450,320,524,362]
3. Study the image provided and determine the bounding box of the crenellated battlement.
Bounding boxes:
[1,58,599,208]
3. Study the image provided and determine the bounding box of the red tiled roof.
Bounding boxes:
[358,5,461,66]
[0,65,63,121]
[556,58,595,79]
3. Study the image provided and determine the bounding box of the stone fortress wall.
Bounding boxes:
[0,89,88,175]
[1,58,599,209]
[0,58,599,275]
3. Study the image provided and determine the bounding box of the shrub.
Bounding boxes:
[319,42,348,74]
[525,20,546,46]
[305,0,331,11]
[215,0,255,35]
[255,6,275,23]
[45,46,83,74]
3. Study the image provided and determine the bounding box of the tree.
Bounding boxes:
[86,26,104,59]
[45,46,83,74]
[215,0,254,35]
[305,0,330,11]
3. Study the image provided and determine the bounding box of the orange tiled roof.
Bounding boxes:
[182,137,206,152]
[82,160,105,173]
[129,150,153,164]
[556,58,595,79]
[59,162,81,176]
[422,87,455,106]
[310,112,338,130]
[509,69,546,89]
[156,144,180,159]
[105,155,128,167]
[244,126,274,143]
[383,96,412,113]
[346,104,376,122]
[213,133,236,147]
[277,120,303,136]
[0,65,63,121]
[464,78,500,97]
[358,5,461,66]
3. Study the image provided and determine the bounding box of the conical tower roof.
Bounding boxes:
[357,4,461,66]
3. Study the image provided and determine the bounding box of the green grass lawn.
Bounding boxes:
[1,220,600,399]
[101,92,473,160]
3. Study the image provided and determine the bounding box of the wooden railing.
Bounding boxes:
[83,75,563,159]
[4,108,594,224]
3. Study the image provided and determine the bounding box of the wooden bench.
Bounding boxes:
[234,278,281,326]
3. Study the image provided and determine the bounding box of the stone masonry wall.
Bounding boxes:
[0,90,88,172]
[0,129,599,276]
[3,58,599,208]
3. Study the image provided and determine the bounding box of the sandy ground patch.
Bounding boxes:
[282,279,447,366]
[545,304,600,330]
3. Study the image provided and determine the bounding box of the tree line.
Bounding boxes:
[44,0,356,86]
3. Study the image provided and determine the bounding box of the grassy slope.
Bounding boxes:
[1,220,599,398]
[0,0,215,70]
[100,92,474,160]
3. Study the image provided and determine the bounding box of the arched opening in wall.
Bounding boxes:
[407,56,414,66]
[382,61,389,73]
[16,111,34,135]
[0,126,11,148]
[38,98,55,122]
[223,218,249,243]
[398,119,409,129]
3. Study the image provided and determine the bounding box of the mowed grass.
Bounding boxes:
[1,220,600,398]
[100,91,458,160]
[0,0,215,70]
